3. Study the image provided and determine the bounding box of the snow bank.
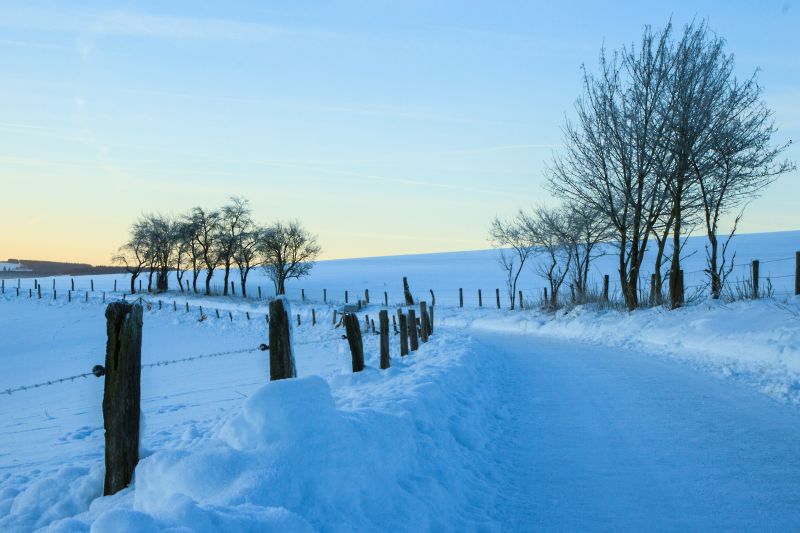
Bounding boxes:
[13,330,505,532]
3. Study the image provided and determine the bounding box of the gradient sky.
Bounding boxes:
[1,1,797,264]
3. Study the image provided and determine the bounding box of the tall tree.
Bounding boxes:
[259,220,321,295]
[216,197,253,296]
[189,207,221,295]
[490,213,536,310]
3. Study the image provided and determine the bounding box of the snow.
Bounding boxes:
[1,230,800,531]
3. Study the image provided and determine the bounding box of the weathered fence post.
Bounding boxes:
[419,302,429,343]
[384,291,388,306]
[478,289,482,307]
[429,289,436,307]
[332,309,338,326]
[428,305,434,335]
[459,288,463,308]
[103,291,106,303]
[496,288,500,309]
[1,279,3,293]
[301,288,305,301]
[91,280,94,291]
[158,299,162,310]
[343,313,364,372]
[364,314,370,332]
[185,301,189,312]
[297,313,301,326]
[371,319,376,335]
[172,300,176,311]
[403,277,414,305]
[365,289,369,304]
[379,310,390,369]
[392,313,397,334]
[649,274,657,306]
[114,279,117,292]
[71,278,74,291]
[345,290,349,303]
[602,275,609,302]
[268,298,296,380]
[752,260,760,299]
[324,288,327,303]
[229,311,233,322]
[258,286,262,299]
[102,301,143,496]
[215,309,220,319]
[85,291,89,303]
[246,311,251,320]
[398,311,409,356]
[68,290,71,302]
[407,309,418,351]
[312,308,316,325]
[796,251,800,296]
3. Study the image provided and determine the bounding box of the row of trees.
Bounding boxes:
[113,197,321,296]
[494,20,793,311]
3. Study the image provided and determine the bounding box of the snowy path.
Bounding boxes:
[476,331,800,531]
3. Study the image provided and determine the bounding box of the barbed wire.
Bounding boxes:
[2,371,96,396]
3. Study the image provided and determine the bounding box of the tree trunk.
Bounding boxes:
[223,264,230,296]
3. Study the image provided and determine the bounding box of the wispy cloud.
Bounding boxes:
[0,6,290,42]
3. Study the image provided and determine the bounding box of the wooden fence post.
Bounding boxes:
[158,299,162,310]
[185,302,189,312]
[258,286,262,299]
[398,311,409,356]
[297,313,301,326]
[103,291,106,303]
[71,278,74,291]
[403,277,414,305]
[384,291,388,306]
[91,279,94,291]
[428,305,434,335]
[391,313,397,334]
[302,289,305,301]
[429,289,436,307]
[379,310,390,369]
[229,311,233,322]
[68,290,71,302]
[795,251,800,296]
[649,274,657,306]
[343,313,364,372]
[478,289,482,307]
[312,308,316,325]
[102,301,143,496]
[407,309,418,351]
[459,288,463,308]
[602,275,609,302]
[371,319,376,335]
[215,309,220,319]
[324,288,327,303]
[85,291,89,303]
[364,314,370,332]
[246,311,250,320]
[332,309,337,326]
[752,260,760,298]
[114,279,117,292]
[268,298,296,380]
[419,302,429,343]
[173,300,176,311]
[365,289,369,304]
[496,288,500,309]
[345,290,349,303]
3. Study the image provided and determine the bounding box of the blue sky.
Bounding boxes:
[0,1,797,263]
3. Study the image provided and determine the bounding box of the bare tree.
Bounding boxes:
[560,204,613,302]
[490,213,536,309]
[189,207,221,295]
[233,226,262,298]
[112,220,150,294]
[139,214,179,293]
[259,220,321,295]
[662,21,733,308]
[216,197,253,296]
[694,75,794,298]
[548,24,672,310]
[520,207,572,309]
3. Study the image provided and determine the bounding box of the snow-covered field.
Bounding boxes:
[1,230,799,531]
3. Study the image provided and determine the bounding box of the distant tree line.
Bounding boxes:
[493,20,794,311]
[114,197,321,296]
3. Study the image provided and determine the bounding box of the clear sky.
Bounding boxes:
[1,1,797,264]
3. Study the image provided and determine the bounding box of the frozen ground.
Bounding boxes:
[1,230,799,531]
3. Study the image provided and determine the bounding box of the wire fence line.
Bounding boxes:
[0,335,342,398]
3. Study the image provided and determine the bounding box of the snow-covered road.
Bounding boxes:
[478,331,800,531]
